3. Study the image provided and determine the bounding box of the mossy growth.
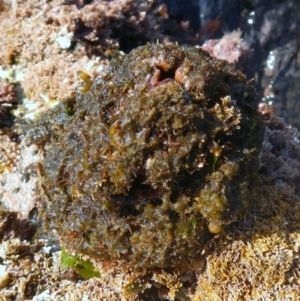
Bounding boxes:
[29,43,264,268]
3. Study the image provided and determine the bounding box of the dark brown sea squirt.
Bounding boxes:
[32,43,264,268]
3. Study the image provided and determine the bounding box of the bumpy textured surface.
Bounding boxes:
[32,43,264,268]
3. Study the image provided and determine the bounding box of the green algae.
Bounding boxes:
[60,248,101,280]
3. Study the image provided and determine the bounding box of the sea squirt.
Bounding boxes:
[30,43,264,268]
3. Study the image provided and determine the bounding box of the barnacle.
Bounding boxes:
[31,43,264,268]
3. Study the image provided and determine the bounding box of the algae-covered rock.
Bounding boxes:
[30,43,264,268]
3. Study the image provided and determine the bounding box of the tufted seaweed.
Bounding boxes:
[29,43,264,268]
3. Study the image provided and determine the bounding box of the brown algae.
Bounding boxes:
[29,43,264,268]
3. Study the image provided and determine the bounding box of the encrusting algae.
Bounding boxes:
[28,43,264,268]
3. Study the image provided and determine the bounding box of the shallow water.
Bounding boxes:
[163,0,300,127]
